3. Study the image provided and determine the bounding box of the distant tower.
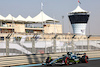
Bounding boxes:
[68,4,90,35]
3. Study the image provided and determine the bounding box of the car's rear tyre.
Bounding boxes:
[85,56,88,63]
[81,56,88,63]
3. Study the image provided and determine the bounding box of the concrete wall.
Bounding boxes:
[44,24,62,34]
[14,24,25,33]
[0,51,100,67]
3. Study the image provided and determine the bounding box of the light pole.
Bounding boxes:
[62,16,64,33]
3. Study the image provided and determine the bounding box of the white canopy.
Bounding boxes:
[5,14,16,21]
[33,11,59,23]
[16,15,26,22]
[26,16,35,22]
[70,6,89,13]
[0,15,5,21]
[0,11,59,23]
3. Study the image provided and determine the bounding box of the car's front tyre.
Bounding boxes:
[65,57,69,65]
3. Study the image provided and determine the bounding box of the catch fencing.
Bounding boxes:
[0,34,100,56]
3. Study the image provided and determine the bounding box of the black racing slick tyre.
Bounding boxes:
[81,56,88,63]
[65,57,69,65]
[85,56,88,63]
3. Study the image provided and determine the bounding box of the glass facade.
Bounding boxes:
[68,14,89,24]
[25,30,34,33]
[0,37,4,41]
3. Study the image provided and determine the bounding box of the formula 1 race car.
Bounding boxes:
[43,52,88,66]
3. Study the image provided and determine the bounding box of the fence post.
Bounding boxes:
[32,38,36,54]
[72,35,76,52]
[87,35,91,51]
[53,39,56,53]
[87,38,90,51]
[72,39,74,52]
[6,39,9,56]
[45,40,47,53]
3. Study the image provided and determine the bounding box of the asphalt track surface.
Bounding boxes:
[36,59,100,67]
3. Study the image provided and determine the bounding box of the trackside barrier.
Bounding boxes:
[1,34,100,56]
[0,51,100,67]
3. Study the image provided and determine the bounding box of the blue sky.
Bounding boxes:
[0,0,100,35]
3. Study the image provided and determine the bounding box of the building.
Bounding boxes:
[0,11,61,41]
[68,5,90,35]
